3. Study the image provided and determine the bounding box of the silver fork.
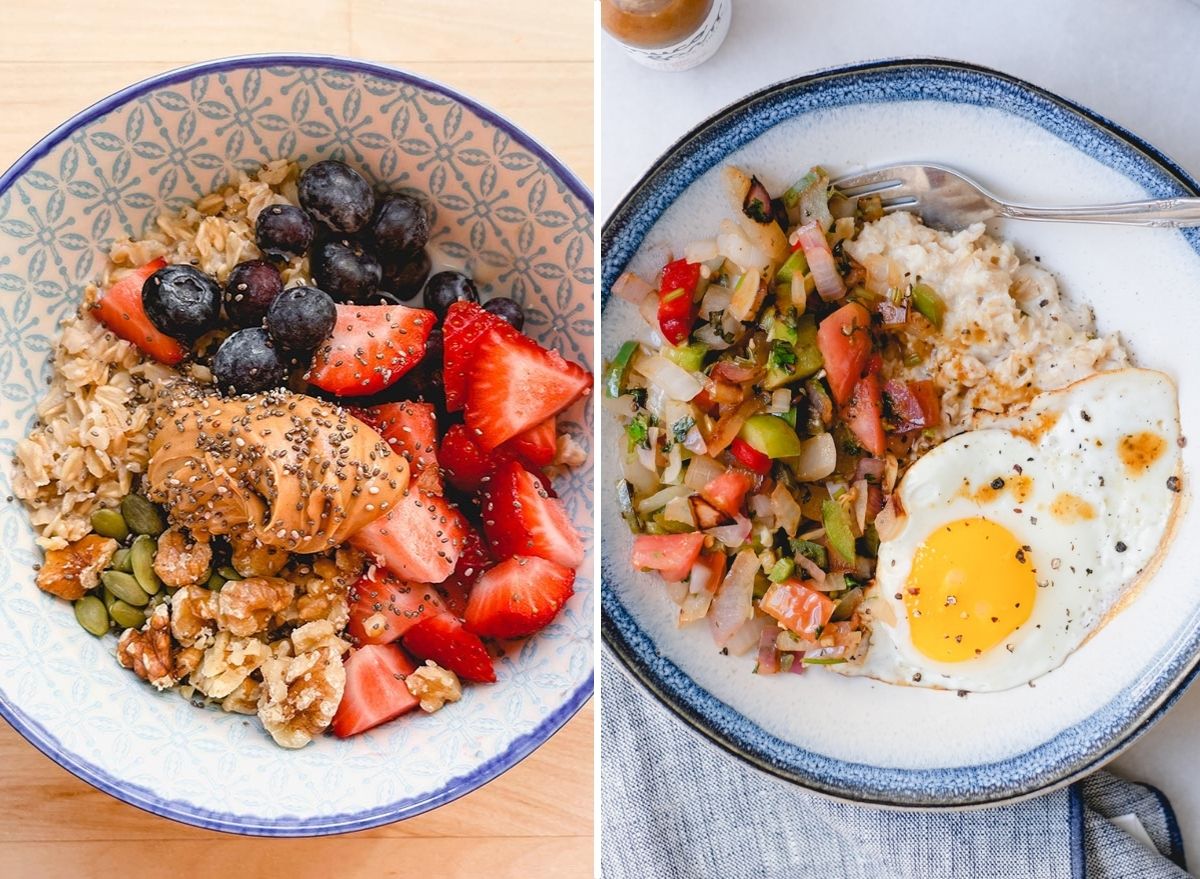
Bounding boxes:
[831,163,1200,230]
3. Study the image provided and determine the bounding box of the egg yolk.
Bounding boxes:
[904,517,1036,662]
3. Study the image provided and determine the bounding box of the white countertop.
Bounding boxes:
[602,0,1200,848]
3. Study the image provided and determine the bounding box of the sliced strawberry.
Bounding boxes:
[307,303,435,397]
[435,526,493,618]
[440,423,495,493]
[465,555,576,639]
[364,401,439,476]
[701,470,754,518]
[442,301,520,412]
[631,532,706,583]
[346,568,444,646]
[464,328,590,451]
[350,489,468,584]
[498,416,557,468]
[403,613,496,683]
[331,644,420,738]
[91,258,187,365]
[482,458,583,569]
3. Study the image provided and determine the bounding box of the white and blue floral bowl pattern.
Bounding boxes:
[0,55,592,835]
[602,59,1200,808]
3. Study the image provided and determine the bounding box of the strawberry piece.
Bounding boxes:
[442,301,519,412]
[91,258,187,365]
[363,401,440,488]
[346,568,444,646]
[440,423,495,493]
[435,526,493,618]
[307,303,435,397]
[464,328,590,451]
[498,416,557,468]
[350,489,468,584]
[403,613,496,683]
[482,458,583,569]
[331,644,420,738]
[465,555,576,639]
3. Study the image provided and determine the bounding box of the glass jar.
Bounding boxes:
[601,0,732,71]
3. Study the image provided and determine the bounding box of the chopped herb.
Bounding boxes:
[627,414,650,449]
[791,539,828,569]
[769,340,797,374]
[671,416,696,445]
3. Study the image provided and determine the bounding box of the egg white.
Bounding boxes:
[841,368,1182,692]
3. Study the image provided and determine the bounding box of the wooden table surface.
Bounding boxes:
[0,3,594,877]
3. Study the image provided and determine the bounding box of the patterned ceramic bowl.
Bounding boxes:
[0,55,592,835]
[602,59,1200,808]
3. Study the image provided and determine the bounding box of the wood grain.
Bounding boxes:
[0,1,594,876]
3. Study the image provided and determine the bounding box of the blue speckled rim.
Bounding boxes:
[601,58,1200,809]
[0,53,593,837]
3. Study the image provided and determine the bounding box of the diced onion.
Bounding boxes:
[679,590,713,625]
[636,484,692,514]
[852,478,869,533]
[728,268,763,321]
[684,455,725,491]
[723,614,767,656]
[791,272,807,312]
[854,457,885,482]
[700,283,732,316]
[756,625,781,674]
[662,442,683,484]
[664,495,696,529]
[769,389,791,414]
[794,221,846,302]
[748,493,773,519]
[663,577,688,606]
[689,558,718,595]
[613,271,654,304]
[684,239,720,263]
[717,219,768,272]
[789,432,837,482]
[683,425,707,455]
[794,554,826,585]
[642,244,671,279]
[638,289,659,327]
[709,549,758,647]
[770,483,802,537]
[863,254,891,297]
[693,324,732,350]
[635,355,703,402]
[601,393,638,419]
[622,447,659,495]
[707,514,752,549]
[817,571,847,594]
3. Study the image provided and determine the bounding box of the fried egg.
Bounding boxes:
[848,368,1182,692]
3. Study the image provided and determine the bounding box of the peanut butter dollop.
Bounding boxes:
[146,382,408,553]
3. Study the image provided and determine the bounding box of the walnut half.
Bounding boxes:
[217,577,294,637]
[117,605,176,690]
[406,661,463,713]
[257,646,345,749]
[37,534,118,600]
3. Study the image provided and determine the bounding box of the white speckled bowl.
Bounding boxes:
[602,60,1200,807]
[0,55,593,835]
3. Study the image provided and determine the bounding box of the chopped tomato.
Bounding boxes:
[729,437,771,474]
[845,373,886,456]
[816,302,872,405]
[759,579,835,637]
[883,379,941,433]
[631,532,706,583]
[689,550,727,594]
[700,470,754,518]
[657,258,700,346]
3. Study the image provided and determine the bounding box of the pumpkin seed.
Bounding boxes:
[217,566,241,581]
[90,507,129,541]
[101,570,149,607]
[73,596,110,637]
[206,571,226,592]
[102,587,117,609]
[110,548,133,574]
[120,494,164,536]
[130,534,161,595]
[108,600,146,630]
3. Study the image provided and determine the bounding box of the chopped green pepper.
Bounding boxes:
[768,557,795,583]
[662,341,708,373]
[782,168,824,211]
[652,513,694,534]
[803,656,848,666]
[752,573,771,600]
[765,308,799,344]
[911,282,946,329]
[763,313,823,389]
[604,340,639,399]
[790,539,828,569]
[821,499,857,564]
[784,406,799,429]
[775,250,809,286]
[739,414,804,458]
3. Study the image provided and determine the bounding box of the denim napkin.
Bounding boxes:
[601,652,1189,879]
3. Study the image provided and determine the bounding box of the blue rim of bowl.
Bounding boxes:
[0,53,593,837]
[601,57,1200,808]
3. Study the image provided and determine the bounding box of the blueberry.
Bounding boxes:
[363,289,404,306]
[266,286,336,353]
[381,249,432,301]
[370,194,429,257]
[311,237,382,302]
[142,264,222,342]
[423,271,479,320]
[212,328,286,395]
[224,260,283,327]
[482,297,525,331]
[256,204,314,260]
[298,161,375,234]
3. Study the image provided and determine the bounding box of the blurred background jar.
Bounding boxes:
[601,0,731,71]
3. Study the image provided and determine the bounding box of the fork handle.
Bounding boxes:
[997,197,1200,228]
